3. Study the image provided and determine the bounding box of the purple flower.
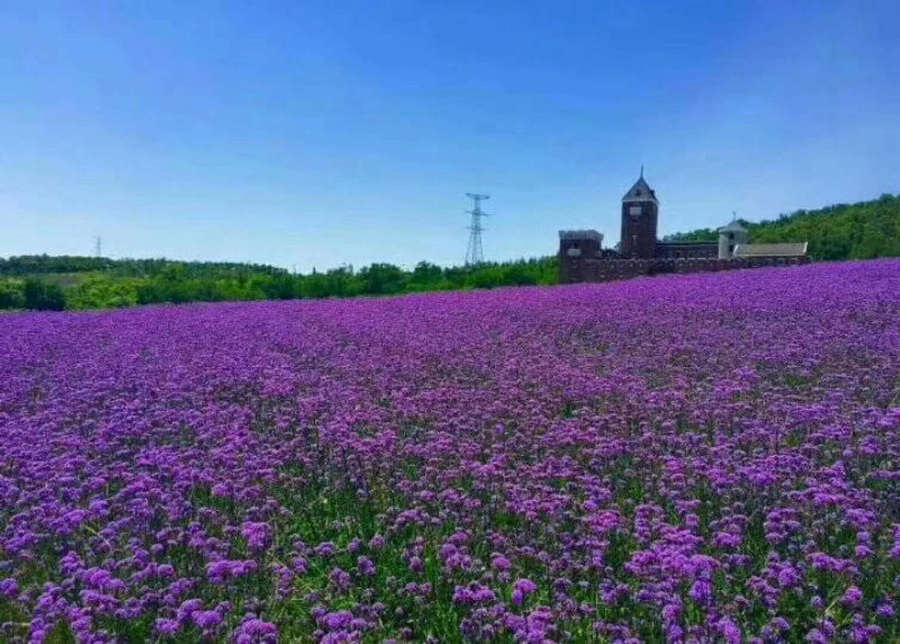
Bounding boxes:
[492,555,511,571]
[193,609,223,630]
[315,542,336,558]
[241,521,273,552]
[805,628,828,644]
[662,602,681,624]
[329,567,351,593]
[854,544,874,559]
[841,586,863,606]
[689,579,712,605]
[875,602,895,618]
[717,617,742,644]
[320,610,353,631]
[206,559,257,585]
[357,556,376,577]
[0,578,20,598]
[235,616,277,643]
[512,578,537,605]
[155,618,180,636]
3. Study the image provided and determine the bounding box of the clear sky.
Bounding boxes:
[1,1,898,271]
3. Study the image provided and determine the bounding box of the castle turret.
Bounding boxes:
[558,230,603,283]
[718,216,748,259]
[620,168,658,259]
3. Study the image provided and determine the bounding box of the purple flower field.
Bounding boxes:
[1,260,898,643]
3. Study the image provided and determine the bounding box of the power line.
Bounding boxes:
[464,193,491,266]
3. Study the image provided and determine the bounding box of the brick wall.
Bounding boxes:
[655,242,719,259]
[559,255,811,284]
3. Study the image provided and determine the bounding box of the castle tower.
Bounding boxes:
[717,215,749,259]
[558,230,604,283]
[620,168,658,259]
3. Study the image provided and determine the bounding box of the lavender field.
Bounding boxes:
[1,261,898,643]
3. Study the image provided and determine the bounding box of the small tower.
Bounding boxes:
[559,230,604,283]
[620,167,658,259]
[559,230,603,258]
[718,214,749,259]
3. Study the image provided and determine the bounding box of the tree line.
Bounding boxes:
[0,255,286,278]
[0,258,558,311]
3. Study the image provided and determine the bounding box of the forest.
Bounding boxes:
[2,193,897,310]
[663,192,900,259]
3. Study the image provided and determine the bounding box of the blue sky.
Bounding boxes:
[1,1,898,271]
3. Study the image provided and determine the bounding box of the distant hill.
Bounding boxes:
[663,193,900,260]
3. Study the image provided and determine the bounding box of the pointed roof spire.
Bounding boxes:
[622,168,657,203]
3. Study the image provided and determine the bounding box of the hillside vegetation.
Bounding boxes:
[3,193,898,310]
[664,193,900,260]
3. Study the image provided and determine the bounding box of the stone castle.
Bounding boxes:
[559,170,809,284]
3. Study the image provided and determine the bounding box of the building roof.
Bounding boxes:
[718,219,747,233]
[732,242,808,257]
[622,171,658,203]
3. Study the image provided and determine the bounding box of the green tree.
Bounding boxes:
[67,276,140,310]
[358,263,407,295]
[410,261,444,289]
[22,279,66,311]
[0,280,25,309]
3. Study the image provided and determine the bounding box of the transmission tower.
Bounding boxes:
[464,193,491,265]
[94,236,102,258]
